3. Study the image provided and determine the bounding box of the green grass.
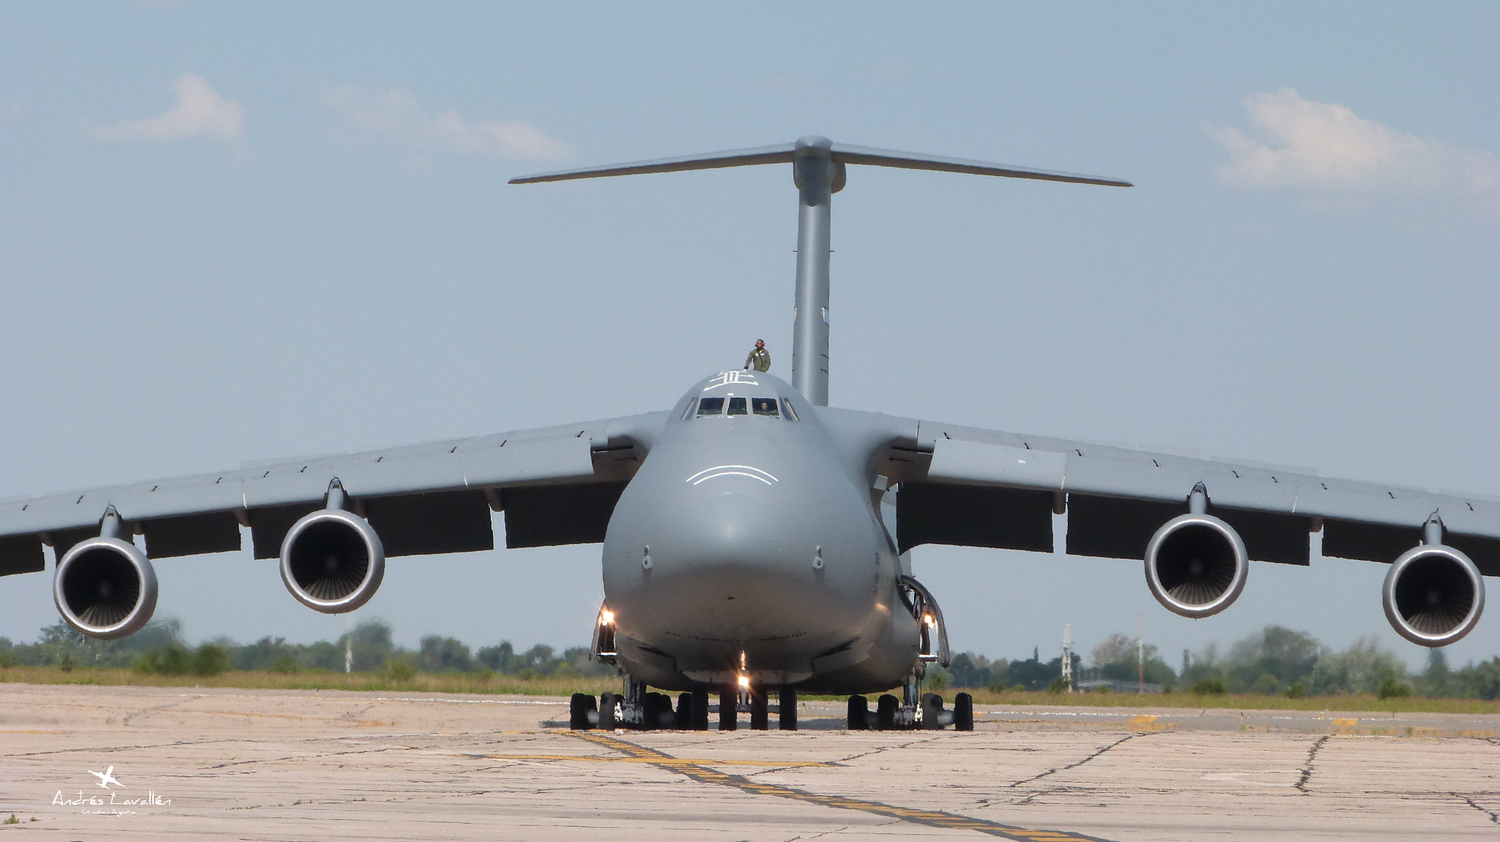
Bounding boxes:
[0,666,618,697]
[934,687,1500,715]
[6,667,1499,714]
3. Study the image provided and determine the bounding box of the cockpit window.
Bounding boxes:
[696,397,725,416]
[751,397,779,417]
[781,398,799,421]
[726,397,748,416]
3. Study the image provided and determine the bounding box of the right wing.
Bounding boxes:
[0,411,668,577]
[899,417,1500,573]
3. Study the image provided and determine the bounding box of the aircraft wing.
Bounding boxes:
[0,412,669,578]
[881,415,1500,575]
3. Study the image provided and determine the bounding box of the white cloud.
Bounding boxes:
[1209,89,1498,200]
[322,84,567,162]
[90,74,243,143]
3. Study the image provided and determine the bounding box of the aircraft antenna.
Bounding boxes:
[511,137,1130,405]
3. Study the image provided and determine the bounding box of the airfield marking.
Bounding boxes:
[573,732,1115,841]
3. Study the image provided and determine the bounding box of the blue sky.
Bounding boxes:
[1,2,1497,669]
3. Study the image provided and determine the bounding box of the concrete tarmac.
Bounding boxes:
[3,683,1500,840]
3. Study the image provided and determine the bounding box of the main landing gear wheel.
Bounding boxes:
[598,692,617,731]
[779,687,798,731]
[847,695,870,730]
[920,693,944,730]
[642,692,668,730]
[877,694,899,730]
[569,692,596,730]
[675,693,693,730]
[749,686,769,731]
[718,688,737,731]
[954,692,974,731]
[691,687,710,731]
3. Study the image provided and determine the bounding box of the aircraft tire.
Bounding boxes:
[920,693,944,730]
[676,692,693,730]
[640,692,662,731]
[779,687,798,731]
[654,692,675,728]
[954,692,974,731]
[569,692,596,730]
[846,695,869,730]
[718,689,737,731]
[877,694,899,730]
[599,692,617,731]
[749,686,769,730]
[691,687,710,731]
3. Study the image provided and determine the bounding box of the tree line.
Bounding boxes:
[6,619,1500,699]
[0,619,615,679]
[933,625,1500,699]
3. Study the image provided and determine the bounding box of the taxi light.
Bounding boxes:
[600,609,615,626]
[737,674,750,689]
[923,614,936,628]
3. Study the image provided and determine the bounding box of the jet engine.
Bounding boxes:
[1144,512,1248,618]
[1383,544,1484,647]
[54,535,158,639]
[280,507,385,613]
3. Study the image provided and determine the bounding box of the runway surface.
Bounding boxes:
[3,683,1500,840]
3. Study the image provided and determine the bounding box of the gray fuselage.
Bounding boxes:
[602,371,920,693]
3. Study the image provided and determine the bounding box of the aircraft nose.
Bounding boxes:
[649,486,792,579]
[695,491,774,550]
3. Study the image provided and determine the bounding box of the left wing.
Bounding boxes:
[0,411,667,577]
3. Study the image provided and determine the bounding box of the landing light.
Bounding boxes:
[923,614,936,628]
[737,674,750,689]
[600,609,615,626]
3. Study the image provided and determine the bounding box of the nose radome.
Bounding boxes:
[702,492,773,541]
[662,489,789,572]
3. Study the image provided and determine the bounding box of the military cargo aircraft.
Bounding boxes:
[2,137,1495,732]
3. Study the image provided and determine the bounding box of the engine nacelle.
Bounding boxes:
[1383,544,1484,647]
[280,508,385,613]
[1145,513,1248,618]
[54,537,158,639]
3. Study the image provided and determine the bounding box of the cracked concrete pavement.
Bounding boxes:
[3,683,1500,840]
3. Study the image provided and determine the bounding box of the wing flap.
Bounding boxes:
[365,490,494,558]
[142,511,242,559]
[1447,533,1500,577]
[1322,519,1421,564]
[503,483,628,549]
[896,482,1053,554]
[249,503,324,560]
[0,534,44,577]
[1065,494,1184,561]
[1217,507,1312,565]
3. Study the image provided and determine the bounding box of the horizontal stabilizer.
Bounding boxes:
[830,143,1132,188]
[509,144,795,184]
[510,136,1131,188]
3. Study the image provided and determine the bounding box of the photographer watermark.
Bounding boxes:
[53,765,171,816]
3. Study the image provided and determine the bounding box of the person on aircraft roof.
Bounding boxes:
[744,339,770,373]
